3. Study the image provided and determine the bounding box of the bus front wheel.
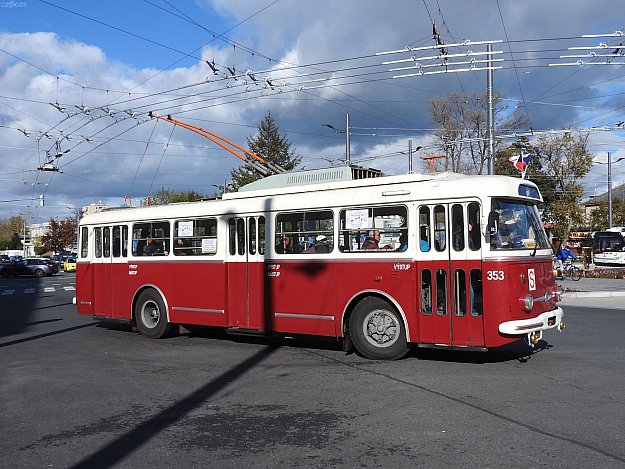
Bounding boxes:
[349,297,408,360]
[135,289,176,339]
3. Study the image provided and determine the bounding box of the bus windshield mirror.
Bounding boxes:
[487,212,499,236]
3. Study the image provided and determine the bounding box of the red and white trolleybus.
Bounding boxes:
[75,166,565,359]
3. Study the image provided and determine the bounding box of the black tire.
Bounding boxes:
[34,269,45,278]
[349,297,408,360]
[570,266,582,281]
[134,289,176,339]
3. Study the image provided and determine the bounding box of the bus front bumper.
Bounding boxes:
[498,307,564,336]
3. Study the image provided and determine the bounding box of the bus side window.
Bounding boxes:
[452,204,464,251]
[470,269,483,316]
[248,218,257,255]
[237,218,245,255]
[80,227,88,258]
[434,205,446,251]
[420,269,432,315]
[103,227,111,258]
[339,206,405,253]
[94,227,102,258]
[419,206,431,252]
[122,226,128,257]
[258,217,265,255]
[454,269,466,316]
[228,219,236,256]
[112,226,121,258]
[436,269,447,315]
[468,202,481,251]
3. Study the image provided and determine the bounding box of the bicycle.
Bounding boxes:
[555,259,582,281]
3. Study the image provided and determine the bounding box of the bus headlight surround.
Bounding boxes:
[520,294,534,312]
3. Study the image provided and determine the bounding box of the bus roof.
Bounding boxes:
[80,169,542,225]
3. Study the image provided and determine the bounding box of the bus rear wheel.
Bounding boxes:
[135,289,176,339]
[349,297,408,360]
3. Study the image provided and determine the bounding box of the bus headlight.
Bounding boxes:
[520,294,534,312]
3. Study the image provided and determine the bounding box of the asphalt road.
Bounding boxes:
[1,275,624,468]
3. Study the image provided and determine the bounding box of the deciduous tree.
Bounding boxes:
[41,217,77,253]
[430,91,529,174]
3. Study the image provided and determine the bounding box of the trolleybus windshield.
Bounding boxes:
[489,199,549,250]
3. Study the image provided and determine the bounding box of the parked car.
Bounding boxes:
[0,258,58,278]
[0,254,10,263]
[63,257,77,272]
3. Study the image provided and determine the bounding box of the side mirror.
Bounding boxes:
[487,212,499,236]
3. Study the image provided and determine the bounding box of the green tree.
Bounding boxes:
[230,112,301,190]
[532,132,594,240]
[149,188,208,205]
[7,232,23,250]
[0,216,26,246]
[589,200,625,230]
[41,217,78,253]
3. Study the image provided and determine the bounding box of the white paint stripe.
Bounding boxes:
[63,286,76,291]
[1,290,15,296]
[24,288,35,294]
[44,287,55,292]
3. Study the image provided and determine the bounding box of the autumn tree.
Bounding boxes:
[430,91,529,174]
[230,112,301,190]
[41,217,78,253]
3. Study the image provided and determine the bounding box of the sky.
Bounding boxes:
[1,0,624,222]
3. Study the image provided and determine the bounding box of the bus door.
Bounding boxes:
[449,202,484,347]
[417,203,484,347]
[226,216,266,330]
[110,225,128,318]
[93,226,113,318]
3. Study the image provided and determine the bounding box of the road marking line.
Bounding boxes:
[24,288,35,294]
[44,287,55,292]
[63,286,76,291]
[2,290,15,295]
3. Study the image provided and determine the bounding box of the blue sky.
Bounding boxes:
[1,0,624,220]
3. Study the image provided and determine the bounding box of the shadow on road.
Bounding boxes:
[70,344,279,469]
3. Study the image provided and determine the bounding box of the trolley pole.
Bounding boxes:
[487,44,495,175]
[345,113,350,166]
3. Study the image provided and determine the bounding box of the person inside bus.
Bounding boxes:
[144,238,166,256]
[452,224,464,251]
[304,234,331,253]
[468,221,479,250]
[420,225,430,252]
[395,232,408,252]
[143,238,157,255]
[362,230,393,250]
[174,238,189,255]
[276,235,295,254]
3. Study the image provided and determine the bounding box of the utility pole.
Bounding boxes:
[408,140,413,174]
[608,151,613,228]
[486,43,495,175]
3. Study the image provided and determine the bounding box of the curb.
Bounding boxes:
[563,291,625,298]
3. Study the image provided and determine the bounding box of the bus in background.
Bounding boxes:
[593,228,625,266]
[75,166,564,360]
